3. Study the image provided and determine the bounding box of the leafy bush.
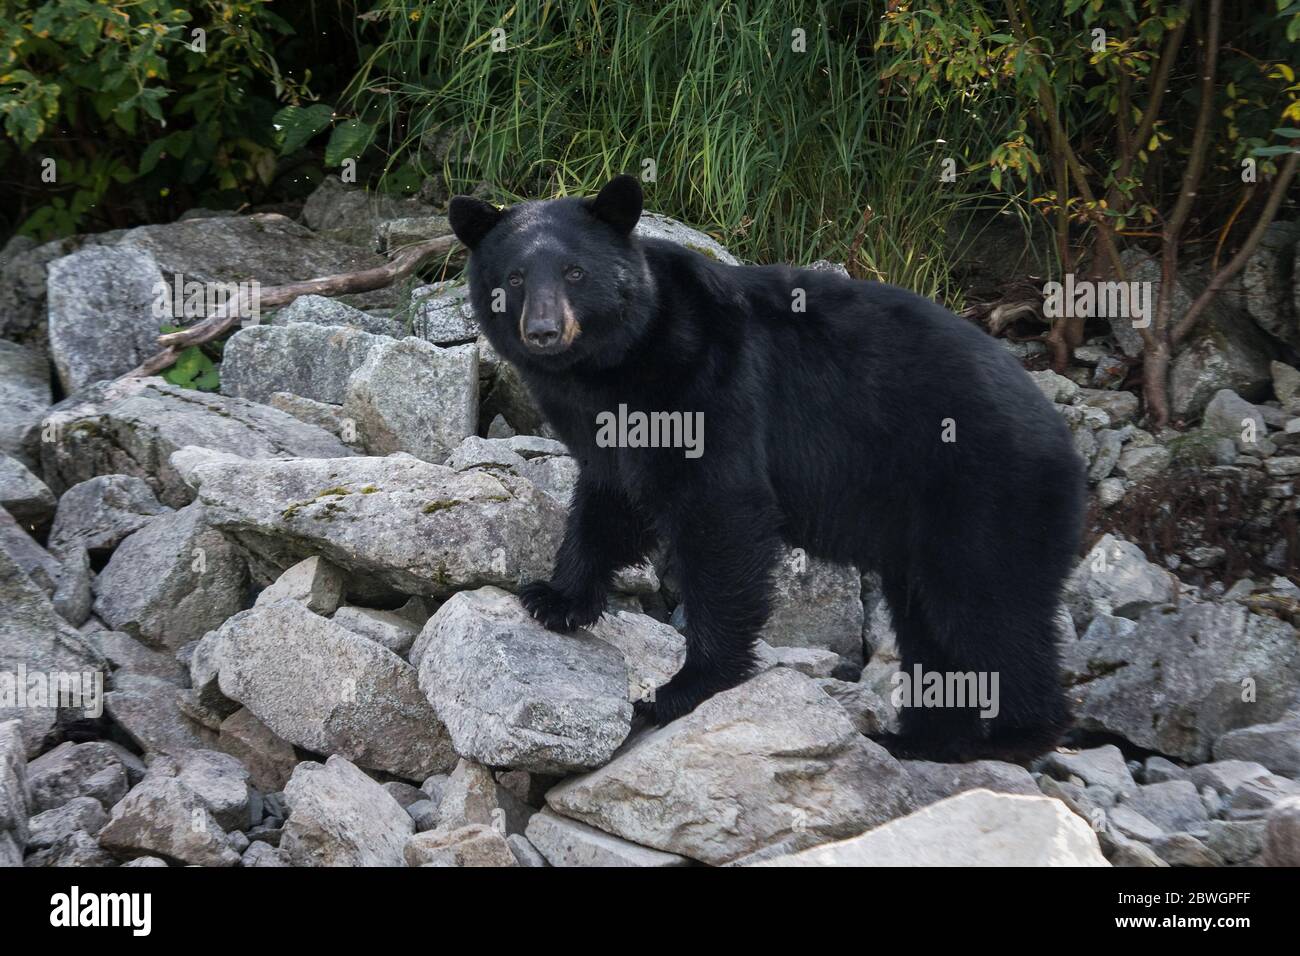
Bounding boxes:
[0,0,358,239]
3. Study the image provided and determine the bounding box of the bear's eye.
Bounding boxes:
[508,272,523,287]
[565,266,584,282]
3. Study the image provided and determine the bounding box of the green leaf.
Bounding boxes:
[324,119,374,167]
[271,103,335,155]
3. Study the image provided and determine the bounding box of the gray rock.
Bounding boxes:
[1143,755,1188,784]
[507,832,548,867]
[26,742,129,814]
[376,215,454,254]
[105,673,218,755]
[1272,361,1300,405]
[87,630,188,685]
[1185,760,1272,796]
[26,827,118,866]
[1150,832,1222,866]
[40,378,354,506]
[51,546,92,626]
[273,294,404,338]
[1214,715,1300,775]
[343,338,477,462]
[1203,389,1267,444]
[407,799,439,831]
[0,720,29,864]
[0,505,61,593]
[444,434,528,472]
[813,678,894,736]
[0,453,55,527]
[254,555,344,615]
[1242,221,1300,347]
[46,245,165,392]
[267,392,354,441]
[217,709,297,792]
[120,855,168,867]
[187,452,565,598]
[27,795,108,849]
[1118,781,1210,833]
[633,212,740,265]
[760,548,864,664]
[0,340,52,466]
[412,282,479,343]
[98,774,240,866]
[756,790,1108,867]
[1264,795,1300,865]
[332,605,421,656]
[47,475,170,555]
[1029,369,1079,404]
[404,823,516,867]
[904,759,1038,808]
[220,322,387,405]
[415,587,632,774]
[1114,444,1171,481]
[301,178,436,249]
[1076,388,1139,426]
[281,756,414,867]
[1206,818,1266,864]
[0,548,106,755]
[547,667,912,865]
[518,454,580,506]
[1107,805,1164,843]
[1042,745,1137,793]
[215,599,456,780]
[150,749,253,831]
[94,502,247,650]
[1226,774,1300,820]
[525,808,689,867]
[1062,534,1179,629]
[754,640,841,678]
[241,840,291,867]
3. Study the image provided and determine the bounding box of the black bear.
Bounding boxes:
[449,175,1085,762]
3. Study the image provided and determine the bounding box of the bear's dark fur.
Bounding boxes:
[450,175,1085,762]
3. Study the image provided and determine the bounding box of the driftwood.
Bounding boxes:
[125,234,460,379]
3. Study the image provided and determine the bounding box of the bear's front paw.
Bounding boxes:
[518,580,604,631]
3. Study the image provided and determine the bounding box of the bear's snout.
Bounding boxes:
[520,291,580,354]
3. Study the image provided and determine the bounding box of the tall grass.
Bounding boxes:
[348,0,1023,304]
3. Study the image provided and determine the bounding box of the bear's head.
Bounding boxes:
[449,175,655,373]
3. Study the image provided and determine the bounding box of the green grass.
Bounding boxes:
[348,0,1027,305]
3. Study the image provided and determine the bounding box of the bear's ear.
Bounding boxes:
[448,196,503,250]
[587,174,642,235]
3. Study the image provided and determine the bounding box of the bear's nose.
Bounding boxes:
[524,317,562,350]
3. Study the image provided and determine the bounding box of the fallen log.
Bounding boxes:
[125,234,461,379]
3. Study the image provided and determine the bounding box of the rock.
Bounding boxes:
[27,796,108,849]
[343,338,477,462]
[1028,370,1079,404]
[1203,389,1267,444]
[1062,603,1300,761]
[518,454,580,506]
[120,855,168,867]
[40,378,354,506]
[756,789,1108,867]
[241,840,291,867]
[383,781,424,810]
[26,828,118,866]
[814,678,894,736]
[0,453,55,528]
[301,178,436,248]
[1108,835,1169,867]
[415,588,633,774]
[759,548,864,664]
[404,823,516,867]
[215,599,456,780]
[87,629,187,685]
[524,808,690,867]
[1205,819,1266,864]
[407,799,439,831]
[221,322,387,405]
[47,475,170,556]
[0,720,28,865]
[412,282,480,343]
[1106,805,1164,842]
[1185,760,1272,796]
[633,212,740,265]
[254,556,344,615]
[507,833,548,867]
[1063,534,1179,629]
[754,640,841,678]
[331,605,420,656]
[1150,831,1222,866]
[105,673,218,755]
[376,215,454,254]
[1272,361,1300,405]
[217,709,297,792]
[1214,715,1300,775]
[153,749,253,831]
[1242,221,1300,346]
[1042,745,1137,793]
[0,341,51,466]
[0,548,106,755]
[94,502,247,650]
[187,452,565,598]
[98,774,240,866]
[1114,444,1171,481]
[1263,795,1300,865]
[1077,388,1139,426]
[1226,774,1300,820]
[26,742,129,814]
[904,759,1038,808]
[46,245,166,392]
[273,294,404,338]
[1117,781,1209,833]
[546,668,912,865]
[0,505,61,593]
[51,545,92,626]
[267,392,354,441]
[281,756,414,867]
